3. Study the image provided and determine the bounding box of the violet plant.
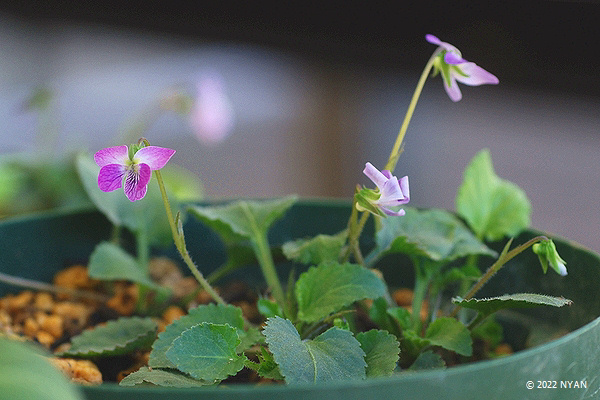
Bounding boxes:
[50,34,572,386]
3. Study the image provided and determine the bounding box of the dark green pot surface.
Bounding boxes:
[1,200,598,400]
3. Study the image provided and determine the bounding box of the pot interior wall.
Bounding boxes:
[1,201,598,400]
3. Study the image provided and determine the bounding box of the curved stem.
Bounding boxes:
[450,236,548,317]
[153,167,226,306]
[384,49,441,173]
[140,137,226,306]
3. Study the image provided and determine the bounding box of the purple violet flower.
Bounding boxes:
[362,162,410,216]
[425,34,499,102]
[94,145,175,202]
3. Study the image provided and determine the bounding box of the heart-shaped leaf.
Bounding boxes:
[295,262,387,323]
[149,303,244,369]
[166,323,247,382]
[263,317,366,384]
[455,149,531,241]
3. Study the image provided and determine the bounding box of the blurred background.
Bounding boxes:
[0,1,599,252]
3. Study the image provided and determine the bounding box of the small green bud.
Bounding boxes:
[533,240,567,276]
[333,318,350,331]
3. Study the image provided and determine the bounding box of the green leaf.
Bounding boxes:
[455,149,531,241]
[387,307,412,331]
[59,316,157,358]
[471,315,504,348]
[159,164,204,202]
[356,330,400,377]
[295,262,387,323]
[188,196,298,241]
[257,298,284,319]
[76,153,175,246]
[87,242,167,294]
[453,293,573,319]
[237,326,265,353]
[166,323,247,382]
[282,230,348,265]
[424,317,473,356]
[149,303,244,368]
[0,338,84,400]
[368,297,399,336]
[119,367,212,387]
[368,207,496,264]
[409,350,446,371]
[263,317,366,384]
[245,347,285,381]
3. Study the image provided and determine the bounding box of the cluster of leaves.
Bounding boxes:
[56,149,570,387]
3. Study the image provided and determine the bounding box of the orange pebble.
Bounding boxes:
[393,288,414,306]
[162,305,186,325]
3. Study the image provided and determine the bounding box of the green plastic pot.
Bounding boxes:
[1,200,599,400]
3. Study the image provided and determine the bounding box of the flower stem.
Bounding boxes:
[153,166,226,306]
[384,49,440,173]
[238,202,289,317]
[450,236,548,317]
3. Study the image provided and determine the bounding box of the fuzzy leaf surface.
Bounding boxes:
[166,323,246,381]
[369,207,496,264]
[295,262,387,323]
[282,230,348,265]
[59,317,157,358]
[119,367,212,387]
[149,303,244,369]
[356,329,400,377]
[263,317,366,384]
[455,149,531,241]
[453,293,573,318]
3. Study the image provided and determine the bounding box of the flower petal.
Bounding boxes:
[124,163,152,202]
[363,162,388,190]
[379,177,406,205]
[426,34,461,57]
[444,52,467,65]
[134,146,176,171]
[380,206,406,217]
[98,164,125,192]
[453,63,499,86]
[94,145,128,168]
[398,175,410,201]
[443,75,463,102]
[425,34,442,46]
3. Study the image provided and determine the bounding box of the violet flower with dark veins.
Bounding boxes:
[426,34,499,102]
[94,145,175,202]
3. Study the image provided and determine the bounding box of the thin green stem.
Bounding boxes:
[450,236,548,317]
[237,202,288,317]
[384,49,441,173]
[152,159,226,306]
[411,263,429,331]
